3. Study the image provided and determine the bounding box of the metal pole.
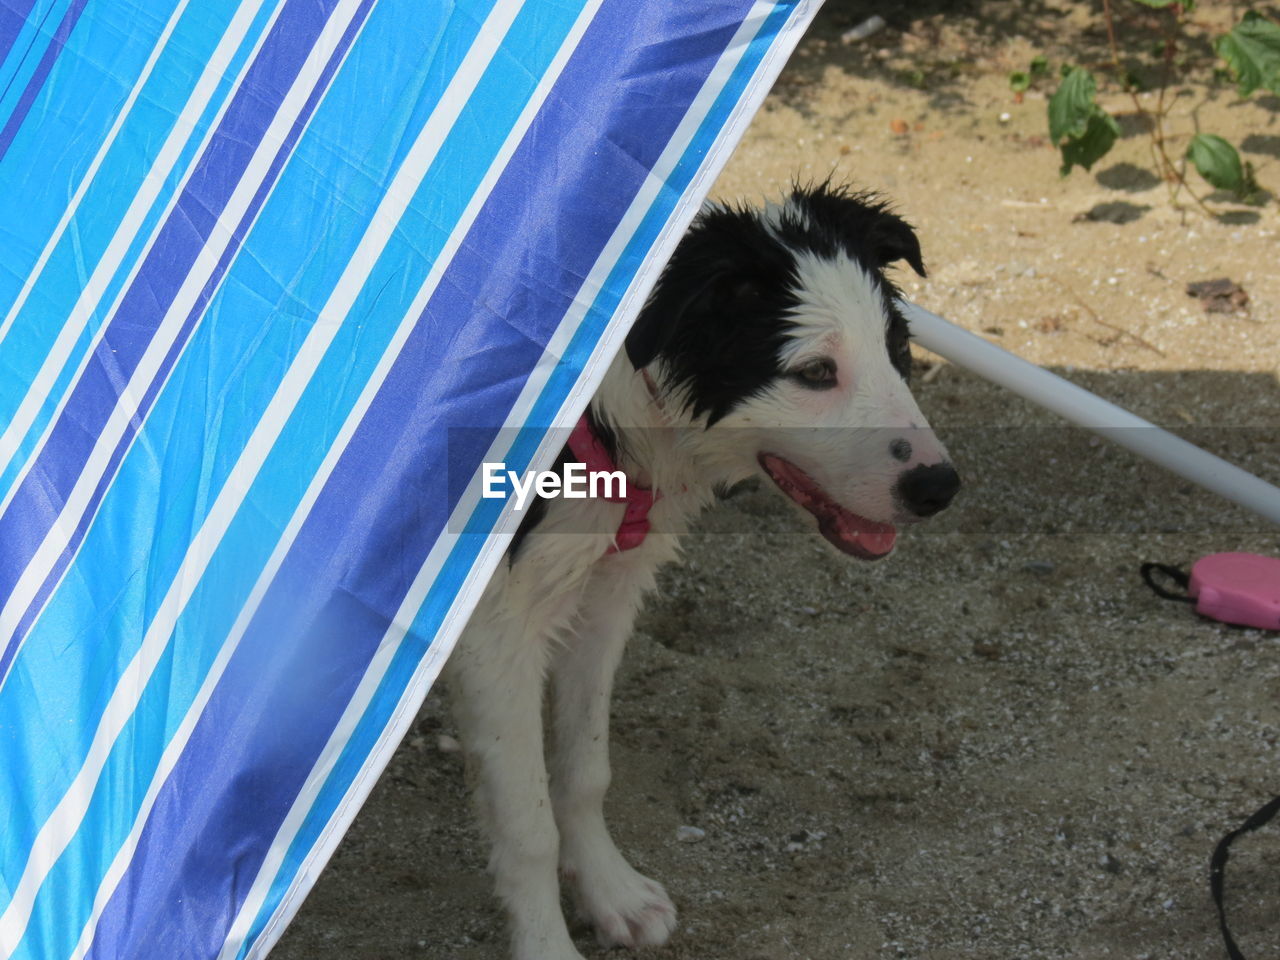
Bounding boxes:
[900,300,1280,528]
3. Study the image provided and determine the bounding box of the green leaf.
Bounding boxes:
[1058,109,1120,175]
[1049,67,1120,175]
[1009,70,1030,93]
[1186,133,1244,192]
[1216,11,1280,97]
[1029,55,1048,77]
[1048,67,1097,144]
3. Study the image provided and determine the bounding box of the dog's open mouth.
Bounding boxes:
[758,453,897,560]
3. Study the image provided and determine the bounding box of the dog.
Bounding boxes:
[445,182,960,960]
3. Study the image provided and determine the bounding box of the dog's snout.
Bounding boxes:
[895,462,960,518]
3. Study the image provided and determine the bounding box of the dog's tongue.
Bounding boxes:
[817,510,897,558]
[759,454,897,560]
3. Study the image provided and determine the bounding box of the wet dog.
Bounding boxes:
[446,183,960,960]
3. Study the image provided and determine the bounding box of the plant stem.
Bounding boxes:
[1099,0,1216,217]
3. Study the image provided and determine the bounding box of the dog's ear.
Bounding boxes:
[625,206,767,369]
[625,267,751,370]
[625,277,700,370]
[624,303,669,370]
[869,212,926,278]
[626,202,787,372]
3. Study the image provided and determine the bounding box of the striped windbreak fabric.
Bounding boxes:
[0,1,817,957]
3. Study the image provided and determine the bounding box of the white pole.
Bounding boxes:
[899,300,1280,528]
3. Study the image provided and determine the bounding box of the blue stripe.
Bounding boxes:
[0,0,501,901]
[0,0,283,501]
[0,0,350,678]
[0,0,39,68]
[0,0,65,121]
[0,0,87,159]
[74,1,769,956]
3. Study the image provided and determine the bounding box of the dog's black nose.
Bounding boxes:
[895,462,960,518]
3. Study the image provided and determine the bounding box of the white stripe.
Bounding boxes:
[0,0,382,951]
[0,0,276,477]
[13,5,528,957]
[0,0,193,351]
[234,4,818,958]
[0,0,369,687]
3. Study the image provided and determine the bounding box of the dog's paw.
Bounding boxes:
[564,854,677,949]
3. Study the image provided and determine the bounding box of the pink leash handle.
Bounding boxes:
[1141,553,1280,631]
[1188,552,1280,631]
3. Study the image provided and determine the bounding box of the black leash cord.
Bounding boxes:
[1139,562,1195,603]
[1140,561,1277,956]
[1210,795,1280,960]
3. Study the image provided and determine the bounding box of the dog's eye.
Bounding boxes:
[790,358,837,389]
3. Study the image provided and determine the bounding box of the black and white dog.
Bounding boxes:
[446,183,960,960]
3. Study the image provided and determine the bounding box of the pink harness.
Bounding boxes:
[567,415,658,553]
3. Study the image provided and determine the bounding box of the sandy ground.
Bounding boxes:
[274,2,1279,958]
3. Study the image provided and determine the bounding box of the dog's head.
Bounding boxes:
[626,182,959,560]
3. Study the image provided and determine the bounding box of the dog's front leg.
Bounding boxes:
[548,567,678,949]
[449,619,583,960]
